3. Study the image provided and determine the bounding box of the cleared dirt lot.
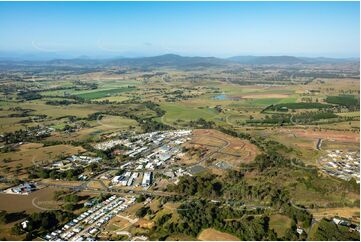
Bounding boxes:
[0,187,63,213]
[310,207,360,223]
[252,127,359,153]
[105,215,133,232]
[198,228,239,241]
[189,129,259,166]
[289,128,359,143]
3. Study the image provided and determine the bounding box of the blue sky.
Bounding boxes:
[0,1,359,58]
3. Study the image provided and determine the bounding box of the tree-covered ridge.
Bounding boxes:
[312,219,360,241]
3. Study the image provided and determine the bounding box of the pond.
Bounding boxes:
[213,94,240,101]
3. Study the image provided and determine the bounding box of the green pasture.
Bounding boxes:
[159,102,219,123]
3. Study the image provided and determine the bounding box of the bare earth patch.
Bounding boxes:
[189,129,259,166]
[0,187,63,213]
[310,207,360,223]
[239,93,290,99]
[198,228,239,241]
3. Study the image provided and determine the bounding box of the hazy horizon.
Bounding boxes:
[0,1,360,59]
[0,51,360,62]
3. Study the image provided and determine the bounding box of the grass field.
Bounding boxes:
[197,228,239,241]
[160,102,219,124]
[75,87,136,100]
[45,115,139,141]
[310,207,360,223]
[336,111,360,117]
[96,95,129,102]
[0,143,85,175]
[269,214,292,237]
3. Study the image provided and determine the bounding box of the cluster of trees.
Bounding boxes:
[281,202,313,228]
[28,167,84,181]
[73,80,98,90]
[144,101,165,117]
[152,200,276,240]
[17,91,42,101]
[62,122,89,133]
[247,111,338,125]
[87,112,103,121]
[136,206,151,217]
[253,153,292,172]
[45,100,82,105]
[165,178,312,240]
[53,191,82,211]
[1,126,51,145]
[19,115,47,124]
[326,95,359,111]
[312,219,360,240]
[223,178,288,205]
[188,118,215,129]
[0,210,26,225]
[12,210,74,240]
[263,102,332,112]
[7,108,35,118]
[167,173,223,198]
[141,119,173,133]
[0,145,16,153]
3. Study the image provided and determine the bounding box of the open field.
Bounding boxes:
[105,215,132,232]
[43,115,140,142]
[238,126,359,164]
[0,143,85,177]
[76,87,136,100]
[198,228,240,241]
[96,96,129,102]
[180,129,259,168]
[240,93,291,99]
[269,214,292,237]
[193,129,259,163]
[160,102,219,124]
[0,187,64,213]
[310,207,360,223]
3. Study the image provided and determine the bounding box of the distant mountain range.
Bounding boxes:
[0,53,358,68]
[108,54,231,68]
[228,55,359,65]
